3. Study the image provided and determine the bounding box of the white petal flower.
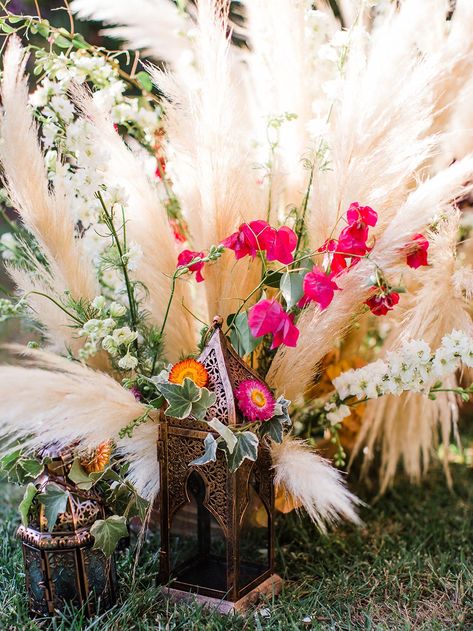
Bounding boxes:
[118,353,138,371]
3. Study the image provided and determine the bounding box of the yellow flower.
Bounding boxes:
[80,442,112,474]
[169,358,209,388]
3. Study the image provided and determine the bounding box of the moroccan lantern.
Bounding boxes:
[157,323,282,613]
[17,446,117,617]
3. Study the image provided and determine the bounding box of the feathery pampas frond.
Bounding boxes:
[0,37,99,354]
[71,87,198,360]
[354,212,473,492]
[149,0,265,322]
[0,346,160,501]
[268,157,473,400]
[271,436,362,532]
[70,0,194,66]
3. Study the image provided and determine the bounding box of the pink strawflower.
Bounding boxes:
[301,267,340,310]
[235,379,276,421]
[248,299,299,349]
[177,249,205,282]
[221,220,272,259]
[365,290,400,316]
[406,233,429,269]
[265,226,298,264]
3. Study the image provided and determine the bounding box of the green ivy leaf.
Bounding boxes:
[227,432,259,472]
[90,515,128,557]
[229,311,261,357]
[192,387,216,420]
[260,417,284,443]
[264,271,283,288]
[19,483,37,527]
[208,419,237,454]
[191,433,218,466]
[19,459,43,480]
[38,484,69,532]
[68,459,94,490]
[135,71,153,92]
[158,378,201,419]
[280,271,305,309]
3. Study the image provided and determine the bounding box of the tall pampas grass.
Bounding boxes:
[271,436,362,532]
[71,87,198,360]
[149,0,265,321]
[268,157,473,400]
[353,213,473,492]
[0,346,160,501]
[0,37,98,354]
[70,0,193,66]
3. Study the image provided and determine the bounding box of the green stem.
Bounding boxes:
[151,272,178,375]
[25,291,83,325]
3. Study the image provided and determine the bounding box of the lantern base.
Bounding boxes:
[162,573,283,615]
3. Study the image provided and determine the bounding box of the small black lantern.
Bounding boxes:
[157,325,282,613]
[17,447,117,617]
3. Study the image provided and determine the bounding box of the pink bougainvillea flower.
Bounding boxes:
[265,226,298,264]
[337,224,370,257]
[177,249,205,282]
[405,233,429,269]
[248,299,300,349]
[346,202,378,228]
[221,220,273,259]
[365,289,400,316]
[301,267,340,310]
[235,378,276,421]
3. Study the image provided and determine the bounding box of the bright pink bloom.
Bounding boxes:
[346,202,378,228]
[338,224,370,257]
[301,267,340,310]
[221,220,272,260]
[155,156,166,179]
[365,290,400,316]
[248,299,299,349]
[318,239,348,275]
[265,226,298,264]
[170,219,186,244]
[177,249,205,282]
[406,233,429,269]
[235,379,275,421]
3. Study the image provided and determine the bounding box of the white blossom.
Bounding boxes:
[118,353,138,371]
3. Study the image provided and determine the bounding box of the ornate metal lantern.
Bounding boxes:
[17,447,117,617]
[157,324,282,613]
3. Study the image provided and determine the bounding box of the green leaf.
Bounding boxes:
[272,396,292,426]
[191,387,216,420]
[191,433,218,466]
[54,34,71,49]
[227,432,259,472]
[158,378,201,419]
[264,271,283,288]
[136,71,153,92]
[37,21,50,38]
[280,271,304,309]
[68,459,94,490]
[71,33,88,49]
[1,23,16,33]
[90,515,128,557]
[38,484,69,532]
[260,417,284,443]
[19,483,37,527]
[19,459,43,480]
[208,418,238,454]
[229,311,261,357]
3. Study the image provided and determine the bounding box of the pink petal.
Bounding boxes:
[266,226,298,264]
[248,299,284,338]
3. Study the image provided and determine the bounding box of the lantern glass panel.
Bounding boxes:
[170,471,228,592]
[238,482,270,591]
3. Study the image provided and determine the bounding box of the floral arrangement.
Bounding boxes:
[2,0,473,553]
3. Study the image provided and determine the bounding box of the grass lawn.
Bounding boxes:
[0,462,471,631]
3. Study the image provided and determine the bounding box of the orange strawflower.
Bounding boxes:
[80,441,112,474]
[169,358,209,388]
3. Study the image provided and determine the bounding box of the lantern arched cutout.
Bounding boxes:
[157,325,282,613]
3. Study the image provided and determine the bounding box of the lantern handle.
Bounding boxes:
[212,315,223,329]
